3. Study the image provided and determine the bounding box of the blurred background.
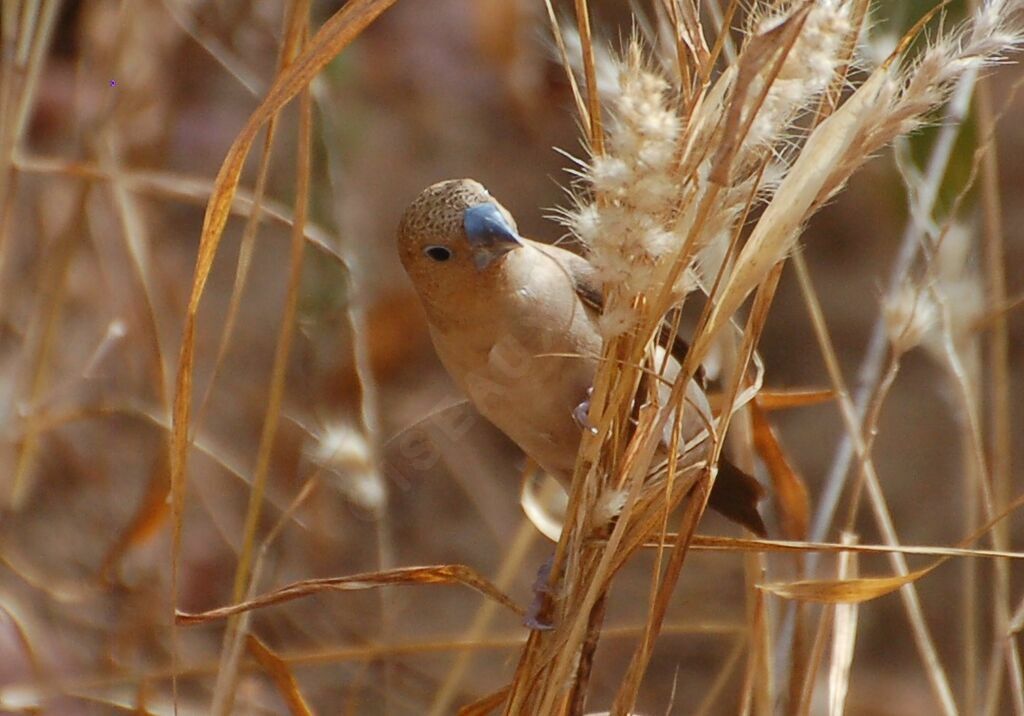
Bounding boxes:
[0,0,1021,713]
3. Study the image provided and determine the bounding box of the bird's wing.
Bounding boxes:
[534,240,766,536]
[540,242,706,384]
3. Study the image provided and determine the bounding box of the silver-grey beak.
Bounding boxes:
[464,202,523,270]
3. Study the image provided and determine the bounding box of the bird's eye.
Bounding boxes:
[424,246,452,262]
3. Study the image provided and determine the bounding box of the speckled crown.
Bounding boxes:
[397,179,517,248]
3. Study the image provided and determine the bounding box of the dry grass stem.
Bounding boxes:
[4,0,1022,712]
[496,1,1024,712]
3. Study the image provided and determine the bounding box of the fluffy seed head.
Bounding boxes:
[884,283,938,355]
[309,424,386,515]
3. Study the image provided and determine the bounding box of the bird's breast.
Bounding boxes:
[474,333,594,482]
[430,325,597,485]
[426,243,604,485]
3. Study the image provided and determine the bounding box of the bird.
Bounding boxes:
[397,178,766,536]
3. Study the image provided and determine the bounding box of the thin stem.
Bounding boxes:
[792,252,958,716]
[215,10,312,710]
[809,65,981,547]
[972,37,1021,716]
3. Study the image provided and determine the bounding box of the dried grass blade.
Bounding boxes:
[528,404,664,715]
[666,0,707,101]
[809,4,1006,550]
[693,636,746,716]
[796,590,834,715]
[99,449,171,579]
[162,0,265,95]
[760,561,938,604]
[703,0,739,73]
[543,0,587,130]
[607,444,711,707]
[194,0,312,432]
[430,517,539,715]
[13,153,342,263]
[457,685,511,715]
[9,184,87,507]
[971,15,1022,711]
[1010,602,1024,635]
[0,0,60,307]
[176,565,523,624]
[737,578,769,715]
[686,535,1024,561]
[755,388,835,410]
[972,291,1024,331]
[698,68,890,358]
[827,533,860,716]
[229,77,311,605]
[168,0,396,683]
[97,137,177,571]
[613,261,782,712]
[0,601,43,685]
[573,0,603,154]
[211,10,316,710]
[752,401,810,540]
[709,2,811,185]
[246,635,313,716]
[6,0,59,151]
[101,137,169,398]
[792,252,958,714]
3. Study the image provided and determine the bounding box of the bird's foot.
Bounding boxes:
[573,387,598,435]
[523,555,556,631]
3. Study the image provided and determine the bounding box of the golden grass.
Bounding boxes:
[1,0,1023,714]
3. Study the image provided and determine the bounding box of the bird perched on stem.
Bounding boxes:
[397,178,765,536]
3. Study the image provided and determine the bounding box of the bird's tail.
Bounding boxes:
[707,459,767,537]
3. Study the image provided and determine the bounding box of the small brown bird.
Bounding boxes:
[397,179,765,535]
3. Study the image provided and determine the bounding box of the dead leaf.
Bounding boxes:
[755,388,835,410]
[759,562,938,604]
[751,401,810,540]
[176,564,523,625]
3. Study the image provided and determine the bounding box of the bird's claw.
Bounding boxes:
[573,387,598,435]
[524,555,556,631]
[523,611,555,631]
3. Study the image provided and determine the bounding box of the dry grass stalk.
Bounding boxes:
[314,66,399,706]
[791,249,959,713]
[789,18,1024,715]
[493,1,1024,713]
[1,0,62,507]
[246,634,314,716]
[5,0,1019,712]
[166,0,398,703]
[12,152,343,259]
[877,56,1024,712]
[176,564,523,625]
[970,1,1019,708]
[210,4,314,712]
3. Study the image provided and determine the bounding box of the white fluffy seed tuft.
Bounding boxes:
[883,283,938,355]
[309,424,386,514]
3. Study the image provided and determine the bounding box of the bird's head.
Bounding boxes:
[397,179,524,313]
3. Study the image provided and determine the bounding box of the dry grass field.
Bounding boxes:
[0,0,1022,714]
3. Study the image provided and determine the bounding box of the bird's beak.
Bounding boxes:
[464,203,523,270]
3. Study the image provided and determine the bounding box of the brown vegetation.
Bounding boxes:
[0,1,1022,714]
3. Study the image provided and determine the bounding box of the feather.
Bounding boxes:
[398,179,766,536]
